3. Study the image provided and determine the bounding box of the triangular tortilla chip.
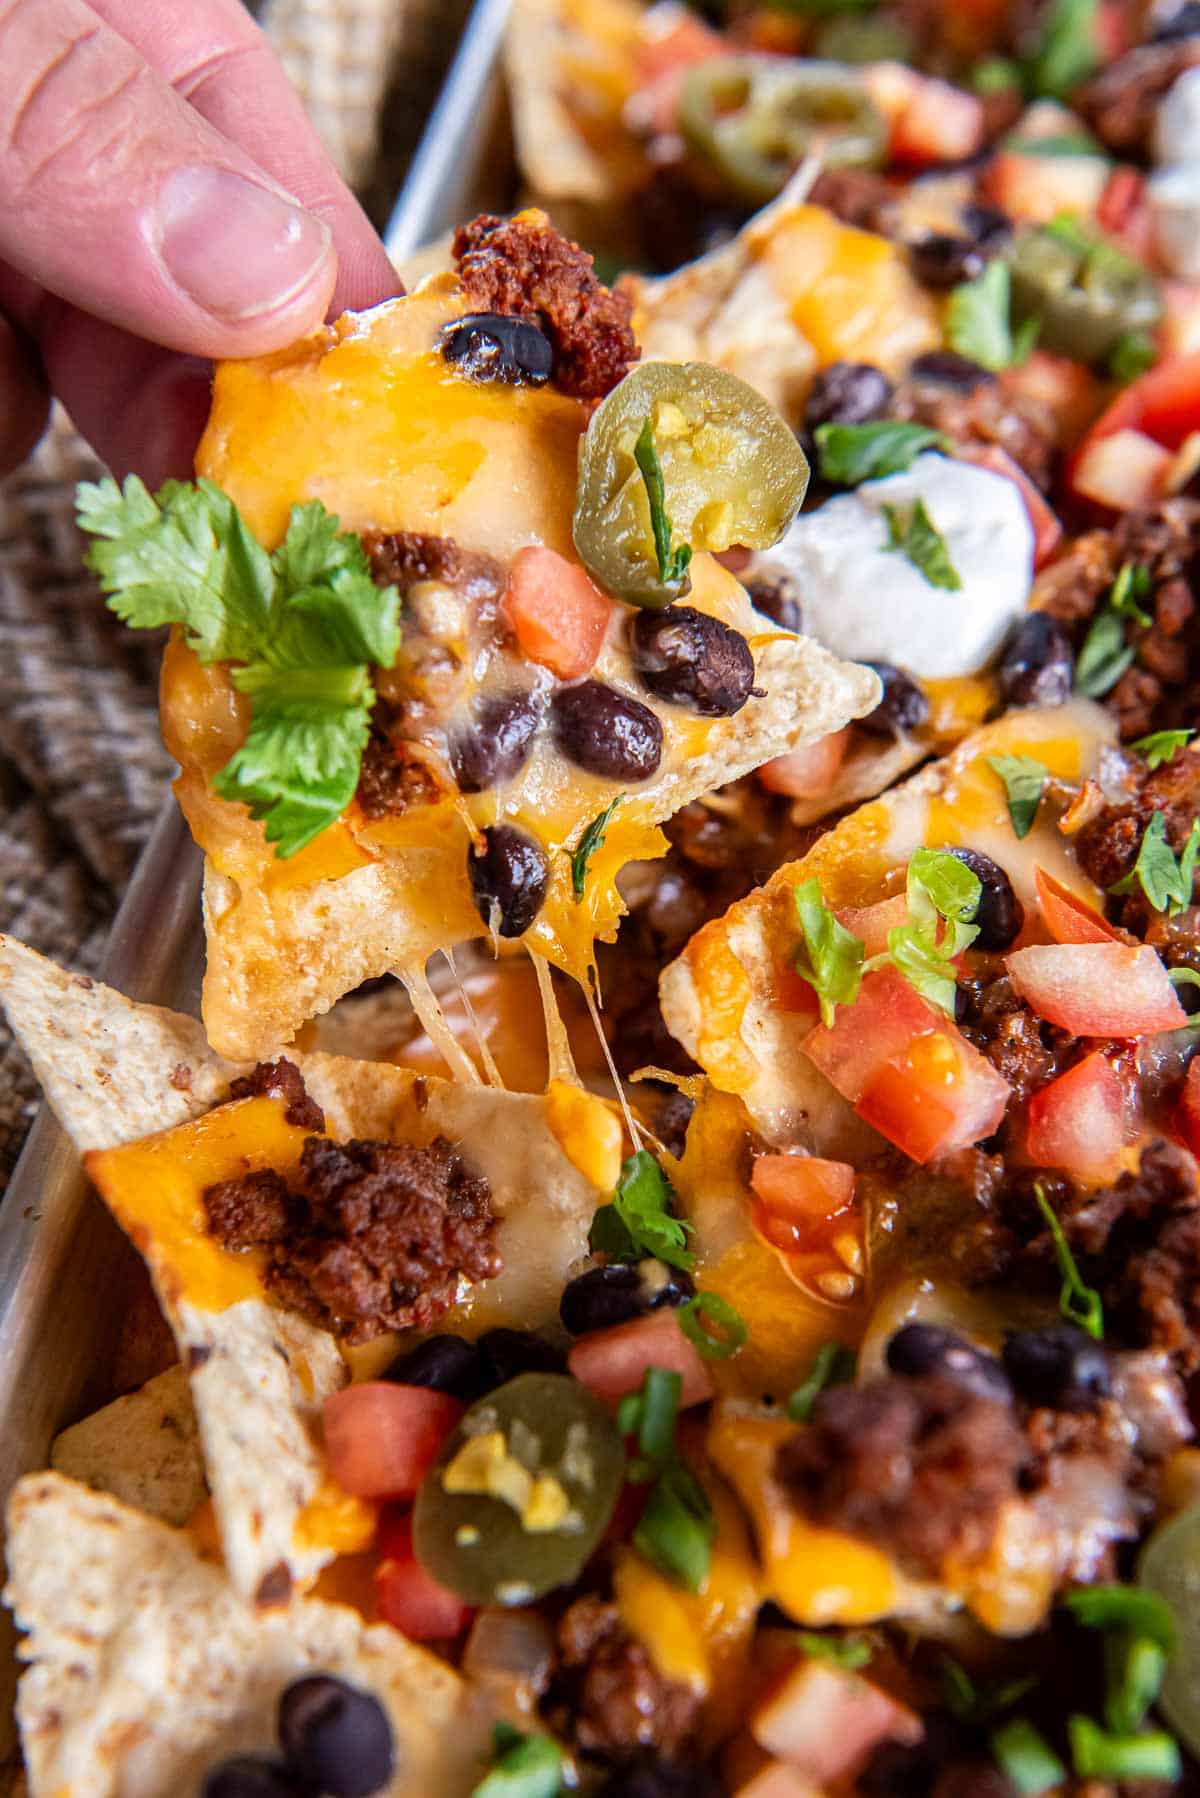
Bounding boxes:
[6,1473,487,1798]
[504,0,647,208]
[0,939,612,1601]
[50,1367,204,1529]
[660,699,1118,1145]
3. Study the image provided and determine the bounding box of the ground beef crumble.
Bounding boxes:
[775,1373,1028,1576]
[1074,743,1200,908]
[1079,39,1200,156]
[887,369,1057,489]
[549,1595,700,1762]
[956,962,1077,1105]
[357,712,448,821]
[452,212,638,400]
[228,1058,325,1133]
[203,1134,500,1343]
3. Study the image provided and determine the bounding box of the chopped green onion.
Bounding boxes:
[1065,1584,1177,1652]
[943,1657,1036,1724]
[678,1291,747,1360]
[787,1341,856,1421]
[1068,1715,1181,1781]
[621,1365,682,1478]
[991,1718,1068,1795]
[633,1459,714,1593]
[1034,1183,1103,1339]
[472,1722,565,1798]
[1105,1635,1169,1734]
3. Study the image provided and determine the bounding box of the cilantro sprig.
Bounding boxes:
[815,421,949,486]
[1075,562,1150,698]
[589,1149,694,1271]
[882,498,962,591]
[989,753,1048,839]
[635,418,692,588]
[946,260,1038,374]
[875,848,981,1017]
[78,478,400,858]
[793,879,865,1026]
[569,796,624,901]
[1130,728,1194,771]
[1110,812,1200,915]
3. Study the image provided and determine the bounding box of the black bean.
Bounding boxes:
[909,233,988,291]
[996,612,1074,709]
[468,824,549,937]
[551,681,663,781]
[804,360,894,430]
[451,693,540,793]
[476,1328,567,1386]
[382,1333,494,1402]
[961,201,1013,253]
[858,663,929,738]
[278,1676,394,1798]
[1152,1,1200,39]
[630,605,755,717]
[886,1323,1011,1400]
[745,573,803,634]
[598,1758,724,1798]
[440,312,553,386]
[560,1259,695,1336]
[1003,1326,1111,1412]
[909,350,995,390]
[201,1758,303,1798]
[946,847,1025,952]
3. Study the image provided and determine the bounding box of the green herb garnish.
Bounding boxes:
[633,1458,715,1593]
[942,1658,1036,1725]
[634,418,693,588]
[78,478,401,858]
[1075,608,1136,697]
[1110,812,1200,915]
[569,795,624,901]
[866,848,981,1016]
[618,1365,683,1480]
[472,1723,565,1798]
[1130,728,1194,770]
[787,1341,856,1420]
[1068,1716,1181,1782]
[589,1149,694,1271]
[793,877,865,1026]
[1065,1584,1177,1734]
[678,1291,747,1361]
[882,498,962,591]
[1005,132,1103,155]
[815,421,949,486]
[1035,1181,1104,1338]
[973,55,1023,92]
[946,260,1039,374]
[797,1631,873,1670]
[991,1718,1069,1795]
[1023,0,1100,97]
[988,753,1048,839]
[1109,330,1158,384]
[1109,561,1152,627]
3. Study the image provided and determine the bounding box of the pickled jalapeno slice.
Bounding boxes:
[573,362,810,611]
[678,57,886,204]
[1009,221,1162,366]
[412,1373,624,1605]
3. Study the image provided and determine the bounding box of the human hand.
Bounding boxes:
[0,0,402,484]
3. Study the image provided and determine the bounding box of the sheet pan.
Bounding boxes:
[0,0,518,1766]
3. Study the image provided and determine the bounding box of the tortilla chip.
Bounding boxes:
[505,0,647,206]
[660,699,1118,1145]
[0,941,611,1599]
[6,1473,488,1798]
[50,1368,204,1529]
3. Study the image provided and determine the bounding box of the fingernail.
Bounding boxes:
[157,166,333,323]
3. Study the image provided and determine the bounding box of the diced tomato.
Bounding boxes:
[1071,427,1173,511]
[957,445,1062,567]
[1177,1059,1200,1157]
[1026,1051,1127,1181]
[752,1155,855,1220]
[759,728,851,799]
[1159,282,1200,360]
[863,63,984,167]
[835,894,909,959]
[1071,354,1200,497]
[1006,943,1188,1037]
[374,1509,473,1640]
[323,1383,462,1500]
[800,966,1011,1163]
[733,1764,825,1798]
[1098,165,1155,262]
[751,1660,923,1782]
[981,148,1109,224]
[567,1308,715,1409]
[503,547,614,680]
[1034,866,1122,945]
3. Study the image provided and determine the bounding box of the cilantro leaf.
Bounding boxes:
[569,796,624,901]
[1075,607,1136,698]
[589,1149,694,1271]
[1110,812,1200,915]
[882,498,962,591]
[77,478,401,858]
[1023,0,1100,97]
[907,846,982,956]
[815,421,950,486]
[793,877,864,1026]
[946,261,1038,373]
[1130,728,1194,770]
[634,418,693,589]
[1109,561,1152,628]
[989,753,1048,839]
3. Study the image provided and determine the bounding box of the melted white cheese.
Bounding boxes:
[754,453,1034,678]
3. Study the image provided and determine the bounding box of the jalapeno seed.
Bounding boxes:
[560,1259,695,1336]
[946,847,1024,951]
[997,612,1074,708]
[201,1759,301,1798]
[278,1676,394,1798]
[451,693,541,793]
[551,682,663,781]
[631,606,756,717]
[440,312,553,386]
[413,1372,624,1604]
[804,361,893,430]
[468,825,549,937]
[858,663,929,737]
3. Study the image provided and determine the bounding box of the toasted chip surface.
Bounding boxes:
[51,1367,204,1529]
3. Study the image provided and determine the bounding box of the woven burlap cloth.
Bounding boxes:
[0,0,472,1190]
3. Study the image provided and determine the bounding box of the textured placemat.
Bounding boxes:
[0,0,468,1190]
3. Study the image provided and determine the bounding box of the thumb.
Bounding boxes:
[0,0,339,360]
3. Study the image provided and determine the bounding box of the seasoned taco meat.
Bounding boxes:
[775,1373,1028,1575]
[452,213,638,400]
[1079,39,1200,155]
[203,1134,500,1343]
[228,1058,325,1133]
[552,1595,701,1761]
